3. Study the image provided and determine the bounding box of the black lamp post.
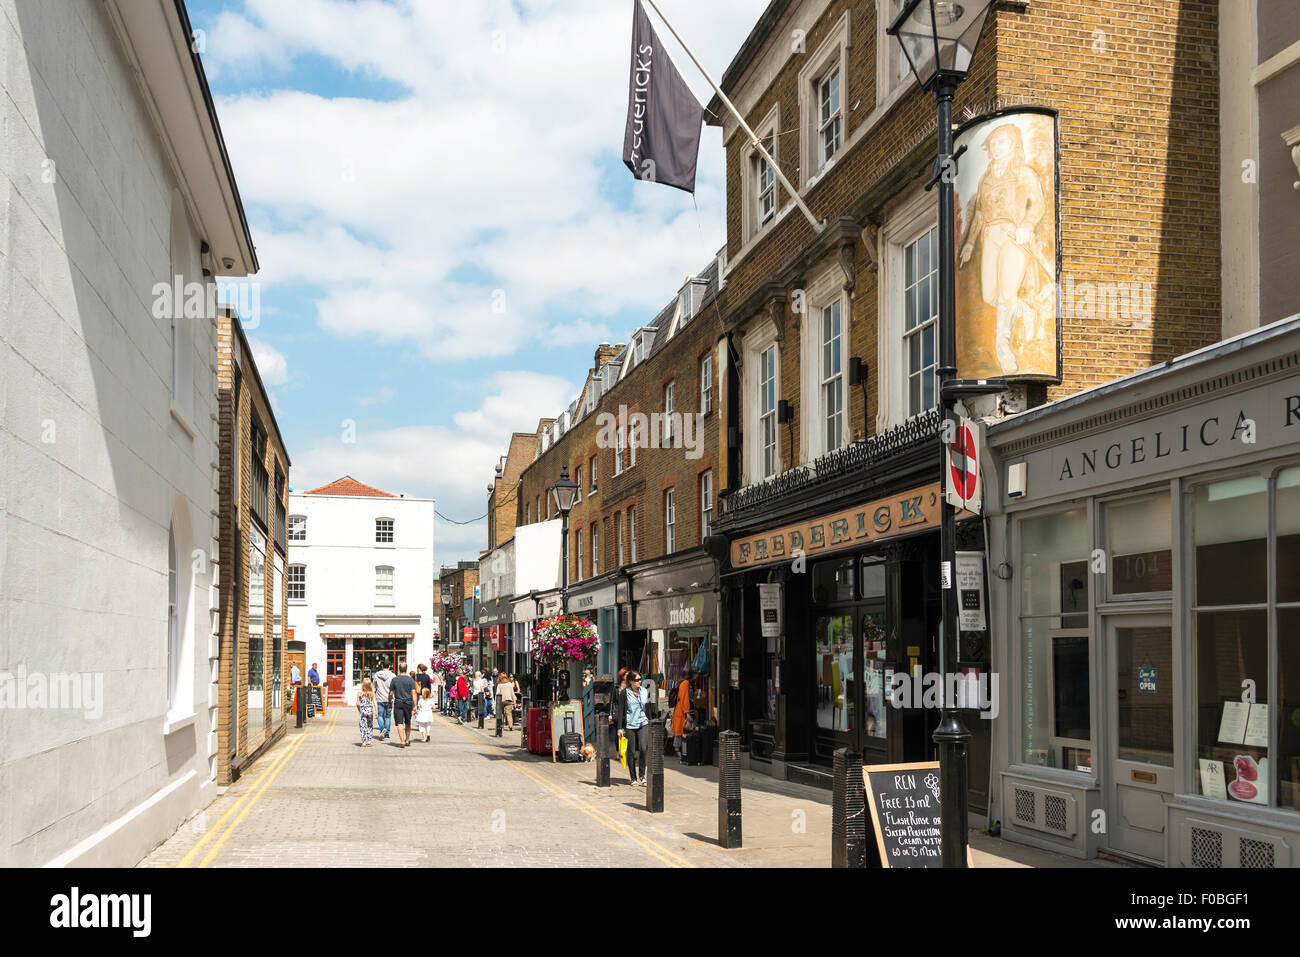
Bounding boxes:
[888,0,995,870]
[550,467,580,615]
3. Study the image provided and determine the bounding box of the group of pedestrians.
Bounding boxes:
[356,662,439,748]
[357,663,522,744]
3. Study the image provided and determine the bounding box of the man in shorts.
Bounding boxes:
[389,669,419,747]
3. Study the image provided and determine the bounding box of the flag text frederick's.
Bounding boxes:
[622,0,704,194]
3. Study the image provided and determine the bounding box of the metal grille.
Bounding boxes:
[1044,794,1068,833]
[1191,827,1223,868]
[720,409,941,517]
[1240,838,1275,869]
[719,731,741,799]
[1014,788,1036,825]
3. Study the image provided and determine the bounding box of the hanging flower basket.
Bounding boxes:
[430,651,464,675]
[530,615,598,669]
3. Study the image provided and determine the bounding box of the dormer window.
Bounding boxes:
[678,287,694,324]
[634,335,644,366]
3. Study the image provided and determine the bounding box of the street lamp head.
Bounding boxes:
[550,466,580,518]
[887,0,994,91]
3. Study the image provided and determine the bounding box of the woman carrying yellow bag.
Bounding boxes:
[618,734,629,768]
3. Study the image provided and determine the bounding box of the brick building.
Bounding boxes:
[703,0,1223,809]
[439,561,481,660]
[514,258,726,714]
[982,0,1300,866]
[216,306,292,784]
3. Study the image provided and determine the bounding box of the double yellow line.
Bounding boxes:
[444,720,696,868]
[177,709,339,867]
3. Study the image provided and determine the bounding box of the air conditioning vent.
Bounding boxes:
[1241,837,1276,869]
[1005,781,1078,838]
[1045,794,1069,833]
[1014,788,1036,825]
[1191,827,1223,868]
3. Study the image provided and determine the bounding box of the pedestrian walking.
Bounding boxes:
[671,670,693,755]
[416,688,434,742]
[456,672,470,724]
[307,662,321,685]
[615,671,650,787]
[390,669,419,747]
[483,672,495,719]
[472,671,485,722]
[372,664,395,740]
[290,662,302,686]
[416,663,433,698]
[357,678,376,747]
[497,673,517,730]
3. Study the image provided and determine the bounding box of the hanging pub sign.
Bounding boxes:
[954,107,1061,384]
[730,483,948,569]
[863,762,944,868]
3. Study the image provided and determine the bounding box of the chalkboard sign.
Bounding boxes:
[863,762,944,868]
[308,685,323,717]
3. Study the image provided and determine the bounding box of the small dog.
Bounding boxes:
[580,743,596,762]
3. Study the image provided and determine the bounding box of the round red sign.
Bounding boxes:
[949,425,978,501]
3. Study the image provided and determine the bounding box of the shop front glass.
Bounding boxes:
[1019,508,1090,770]
[1193,469,1300,810]
[664,628,717,724]
[247,527,266,749]
[353,638,407,689]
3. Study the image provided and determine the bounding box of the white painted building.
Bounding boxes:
[0,1,258,865]
[287,478,436,705]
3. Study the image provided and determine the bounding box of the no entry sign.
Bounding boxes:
[946,417,982,514]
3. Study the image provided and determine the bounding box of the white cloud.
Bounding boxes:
[289,370,574,563]
[247,337,289,386]
[357,386,397,407]
[204,0,767,361]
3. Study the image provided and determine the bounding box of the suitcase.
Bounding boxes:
[526,708,551,755]
[559,731,583,763]
[679,726,715,766]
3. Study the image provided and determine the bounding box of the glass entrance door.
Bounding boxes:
[1108,615,1175,863]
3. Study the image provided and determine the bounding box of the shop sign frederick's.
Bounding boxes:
[729,483,945,569]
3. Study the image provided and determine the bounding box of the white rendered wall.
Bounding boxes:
[287,493,435,703]
[0,1,220,865]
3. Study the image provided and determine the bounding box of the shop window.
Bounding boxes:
[1278,468,1300,603]
[1280,606,1300,810]
[816,614,854,733]
[1195,476,1267,606]
[1104,492,1172,596]
[860,557,886,601]
[863,612,888,740]
[812,557,855,603]
[1018,508,1091,770]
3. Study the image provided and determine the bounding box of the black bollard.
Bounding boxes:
[477,693,485,729]
[520,696,529,749]
[646,719,665,813]
[495,695,503,737]
[295,685,305,729]
[832,748,868,868]
[718,730,742,848]
[595,713,610,787]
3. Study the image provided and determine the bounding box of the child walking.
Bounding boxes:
[358,678,376,747]
[416,687,435,742]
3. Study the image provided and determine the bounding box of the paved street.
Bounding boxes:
[140,705,1118,869]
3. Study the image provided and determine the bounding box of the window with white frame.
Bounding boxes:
[700,471,714,539]
[616,512,625,566]
[755,138,776,225]
[634,335,645,366]
[678,286,695,325]
[376,517,394,543]
[700,354,713,414]
[664,489,676,553]
[903,225,939,417]
[576,466,583,503]
[575,531,584,582]
[590,455,598,493]
[760,345,779,479]
[745,106,780,241]
[877,0,916,104]
[817,66,842,169]
[536,496,542,522]
[879,187,939,431]
[663,382,675,444]
[614,427,625,476]
[288,564,306,601]
[821,299,845,452]
[288,514,306,542]
[168,525,179,711]
[591,523,599,576]
[629,507,638,563]
[375,566,394,604]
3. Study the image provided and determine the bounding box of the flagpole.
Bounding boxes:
[641,0,824,233]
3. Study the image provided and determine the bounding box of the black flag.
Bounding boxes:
[622,0,705,194]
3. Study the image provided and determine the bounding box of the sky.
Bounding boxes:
[187,0,768,567]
